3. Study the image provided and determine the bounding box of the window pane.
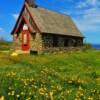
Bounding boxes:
[24,33,27,45]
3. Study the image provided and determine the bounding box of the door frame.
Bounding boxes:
[21,29,30,51]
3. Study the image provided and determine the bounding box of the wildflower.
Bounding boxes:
[96,84,100,86]
[45,93,49,98]
[67,91,70,94]
[29,92,32,95]
[80,93,84,96]
[11,52,18,57]
[8,87,12,90]
[75,98,81,100]
[21,92,24,95]
[79,86,83,90]
[0,96,4,100]
[49,91,54,100]
[88,96,93,100]
[57,85,62,91]
[68,80,72,84]
[16,94,20,98]
[95,78,100,82]
[11,91,15,96]
[39,88,45,95]
[24,81,28,86]
[8,92,11,96]
[11,72,16,76]
[99,94,100,99]
[26,97,31,100]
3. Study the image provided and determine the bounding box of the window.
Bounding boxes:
[43,35,53,48]
[53,36,58,47]
[23,32,27,46]
[64,37,68,46]
[23,24,28,30]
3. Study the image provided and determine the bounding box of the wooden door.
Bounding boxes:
[21,28,30,51]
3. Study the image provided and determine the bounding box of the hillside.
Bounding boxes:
[0,49,100,100]
[0,41,11,51]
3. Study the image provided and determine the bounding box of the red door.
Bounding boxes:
[22,30,30,51]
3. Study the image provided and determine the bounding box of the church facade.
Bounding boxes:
[11,0,84,54]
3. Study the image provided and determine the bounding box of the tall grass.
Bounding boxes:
[0,50,100,100]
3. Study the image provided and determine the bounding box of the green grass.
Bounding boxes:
[0,41,11,51]
[0,45,100,99]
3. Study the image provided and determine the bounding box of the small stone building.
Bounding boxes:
[11,0,84,54]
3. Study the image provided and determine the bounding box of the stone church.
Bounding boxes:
[11,0,84,54]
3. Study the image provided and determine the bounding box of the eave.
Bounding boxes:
[11,2,41,35]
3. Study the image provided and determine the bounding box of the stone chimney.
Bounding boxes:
[25,0,35,7]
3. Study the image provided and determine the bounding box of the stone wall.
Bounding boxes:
[58,37,64,47]
[42,47,83,54]
[30,32,43,54]
[42,34,53,48]
[12,33,22,51]
[12,32,83,54]
[42,34,83,53]
[12,32,43,54]
[42,34,83,47]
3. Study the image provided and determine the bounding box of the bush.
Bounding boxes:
[83,43,92,50]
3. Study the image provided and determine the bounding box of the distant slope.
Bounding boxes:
[0,41,11,51]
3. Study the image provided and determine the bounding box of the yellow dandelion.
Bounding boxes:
[80,93,84,96]
[21,92,24,95]
[88,96,93,100]
[11,52,18,57]
[8,87,12,90]
[29,92,32,95]
[67,90,70,94]
[68,80,72,83]
[75,98,81,100]
[12,72,16,76]
[11,91,15,96]
[16,94,20,98]
[79,86,83,90]
[0,96,4,100]
[8,92,11,96]
[56,85,62,91]
[49,91,54,100]
[39,88,46,95]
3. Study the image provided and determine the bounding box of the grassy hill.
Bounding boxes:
[0,41,11,51]
[0,42,100,100]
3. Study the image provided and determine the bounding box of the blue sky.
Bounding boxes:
[0,0,100,44]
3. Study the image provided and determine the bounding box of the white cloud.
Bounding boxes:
[60,6,100,33]
[12,14,19,20]
[64,0,100,33]
[73,11,100,33]
[0,27,4,32]
[77,0,99,9]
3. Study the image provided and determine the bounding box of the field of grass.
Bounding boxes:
[0,41,11,51]
[0,43,100,100]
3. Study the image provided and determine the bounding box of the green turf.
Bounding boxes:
[0,41,11,51]
[0,42,100,100]
[0,49,100,100]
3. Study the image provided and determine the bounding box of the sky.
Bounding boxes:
[0,0,100,44]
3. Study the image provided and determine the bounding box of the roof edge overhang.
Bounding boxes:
[11,2,41,35]
[23,15,34,32]
[42,32,84,38]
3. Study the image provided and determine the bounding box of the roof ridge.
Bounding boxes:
[29,6,70,17]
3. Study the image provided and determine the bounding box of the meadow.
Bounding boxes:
[0,42,100,100]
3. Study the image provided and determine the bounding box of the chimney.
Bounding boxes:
[25,0,35,7]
